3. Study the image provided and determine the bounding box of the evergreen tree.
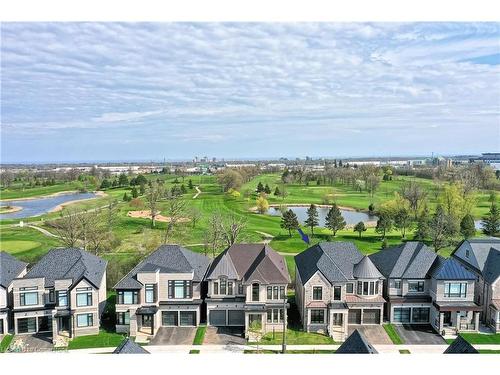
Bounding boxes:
[354,221,367,238]
[375,212,393,239]
[256,181,264,193]
[123,192,129,202]
[131,186,139,198]
[460,214,476,239]
[100,179,111,190]
[264,184,272,194]
[274,186,281,196]
[482,203,500,236]
[304,204,319,236]
[325,203,346,236]
[112,179,118,187]
[188,179,194,190]
[129,177,137,186]
[280,209,299,237]
[415,206,431,240]
[139,183,146,195]
[118,173,129,186]
[136,174,147,186]
[180,184,187,194]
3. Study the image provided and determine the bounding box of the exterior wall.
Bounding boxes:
[0,286,6,309]
[11,277,46,310]
[400,279,430,296]
[432,280,475,302]
[0,311,8,334]
[70,279,100,337]
[294,267,305,329]
[302,271,331,333]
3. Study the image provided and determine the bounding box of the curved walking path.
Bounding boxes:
[193,186,202,199]
[27,224,60,238]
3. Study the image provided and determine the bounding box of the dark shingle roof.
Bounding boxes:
[431,257,476,280]
[113,338,150,354]
[458,238,500,272]
[353,256,383,279]
[443,336,478,354]
[369,242,437,279]
[0,252,28,288]
[206,244,290,284]
[114,245,211,289]
[295,242,367,283]
[335,329,378,354]
[25,248,107,288]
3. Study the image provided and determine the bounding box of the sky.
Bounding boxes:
[1,22,500,163]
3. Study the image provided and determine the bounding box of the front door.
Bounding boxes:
[59,317,70,332]
[142,315,153,335]
[443,311,452,326]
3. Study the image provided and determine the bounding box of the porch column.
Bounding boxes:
[439,312,444,333]
[455,312,461,331]
[474,311,480,332]
[343,312,348,341]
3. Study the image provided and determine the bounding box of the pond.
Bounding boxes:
[0,192,98,219]
[265,205,378,226]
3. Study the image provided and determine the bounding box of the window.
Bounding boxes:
[252,283,260,302]
[57,291,68,307]
[267,286,273,299]
[465,249,470,258]
[213,282,219,295]
[228,282,233,295]
[116,312,130,325]
[20,287,38,306]
[145,284,155,303]
[363,282,369,295]
[117,290,139,304]
[394,280,401,289]
[369,282,375,295]
[17,317,36,333]
[48,289,55,303]
[444,282,467,298]
[393,308,411,323]
[346,283,354,294]
[220,279,227,295]
[332,313,343,326]
[375,281,379,294]
[76,313,93,327]
[312,286,322,300]
[168,281,192,299]
[280,286,285,299]
[273,286,279,299]
[310,309,325,324]
[76,288,93,307]
[412,308,430,323]
[408,281,425,293]
[238,283,244,295]
[333,286,341,301]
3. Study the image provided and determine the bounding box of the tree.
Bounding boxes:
[256,182,265,193]
[136,174,147,186]
[130,197,144,209]
[304,204,319,236]
[145,182,164,228]
[180,184,187,194]
[375,212,393,239]
[460,214,476,239]
[325,204,346,236]
[354,221,367,238]
[366,174,380,198]
[122,192,130,202]
[118,173,129,187]
[394,207,411,238]
[188,179,194,190]
[220,214,247,247]
[256,195,269,214]
[217,169,243,192]
[415,206,431,241]
[227,188,241,199]
[139,183,146,195]
[163,194,187,244]
[104,199,119,232]
[274,186,281,196]
[48,208,82,248]
[264,184,272,194]
[207,211,224,256]
[188,206,202,228]
[481,203,500,236]
[280,209,299,237]
[400,181,428,219]
[131,186,139,198]
[99,179,111,190]
[430,205,454,252]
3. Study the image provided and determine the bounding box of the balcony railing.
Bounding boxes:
[459,323,475,331]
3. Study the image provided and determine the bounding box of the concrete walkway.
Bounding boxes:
[193,186,202,199]
[27,224,60,238]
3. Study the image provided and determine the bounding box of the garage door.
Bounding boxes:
[162,311,178,326]
[209,310,227,326]
[348,309,361,324]
[227,310,245,326]
[17,317,36,333]
[363,309,380,324]
[37,316,53,332]
[180,311,196,326]
[393,308,411,323]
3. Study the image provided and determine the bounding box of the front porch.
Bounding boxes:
[433,302,481,335]
[135,306,158,336]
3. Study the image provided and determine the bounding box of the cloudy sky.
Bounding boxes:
[1,22,499,162]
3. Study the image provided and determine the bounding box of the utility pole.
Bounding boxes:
[281,296,287,354]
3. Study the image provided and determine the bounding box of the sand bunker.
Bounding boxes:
[127,210,190,223]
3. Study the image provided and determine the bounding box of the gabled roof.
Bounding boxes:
[369,242,437,279]
[113,338,150,354]
[335,329,378,354]
[430,256,476,280]
[205,244,290,284]
[115,245,211,289]
[353,256,383,279]
[295,242,367,284]
[0,252,28,288]
[25,248,107,288]
[443,336,478,354]
[455,238,500,273]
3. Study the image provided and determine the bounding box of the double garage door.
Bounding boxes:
[348,309,380,324]
[209,310,245,326]
[162,311,196,326]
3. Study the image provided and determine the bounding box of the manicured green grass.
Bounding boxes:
[383,324,404,345]
[399,349,411,354]
[445,338,454,344]
[244,349,335,354]
[0,226,61,262]
[193,325,207,345]
[478,349,500,354]
[189,349,200,354]
[0,334,14,353]
[256,328,335,345]
[67,330,125,350]
[459,333,500,344]
[0,182,89,200]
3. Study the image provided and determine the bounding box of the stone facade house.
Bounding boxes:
[204,243,291,338]
[10,248,107,342]
[295,242,385,341]
[114,245,210,338]
[0,252,28,335]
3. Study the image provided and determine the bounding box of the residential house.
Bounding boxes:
[335,329,378,354]
[204,244,291,338]
[114,245,210,338]
[369,242,438,325]
[10,248,107,341]
[451,238,500,332]
[295,242,385,341]
[0,252,28,335]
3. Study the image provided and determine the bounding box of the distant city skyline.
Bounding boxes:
[1,22,499,163]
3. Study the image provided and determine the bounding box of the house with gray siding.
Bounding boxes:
[295,242,385,341]
[0,252,28,335]
[114,245,210,338]
[10,248,107,342]
[451,238,500,332]
[204,243,290,338]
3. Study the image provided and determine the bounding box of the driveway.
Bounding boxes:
[348,325,392,345]
[395,324,445,345]
[204,327,246,345]
[149,327,197,345]
[9,333,53,352]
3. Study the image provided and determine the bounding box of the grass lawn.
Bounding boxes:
[67,330,125,350]
[244,349,335,354]
[399,349,411,354]
[459,333,500,344]
[0,182,90,200]
[193,325,207,345]
[383,324,404,345]
[256,328,335,345]
[478,349,500,354]
[0,334,14,353]
[0,226,61,263]
[189,349,200,354]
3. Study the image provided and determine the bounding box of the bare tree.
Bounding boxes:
[104,199,119,232]
[188,206,202,228]
[49,208,82,248]
[145,182,164,228]
[163,193,187,244]
[207,211,224,257]
[220,214,247,247]
[400,180,428,219]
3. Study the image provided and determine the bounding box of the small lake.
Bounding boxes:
[0,192,98,220]
[266,205,378,226]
